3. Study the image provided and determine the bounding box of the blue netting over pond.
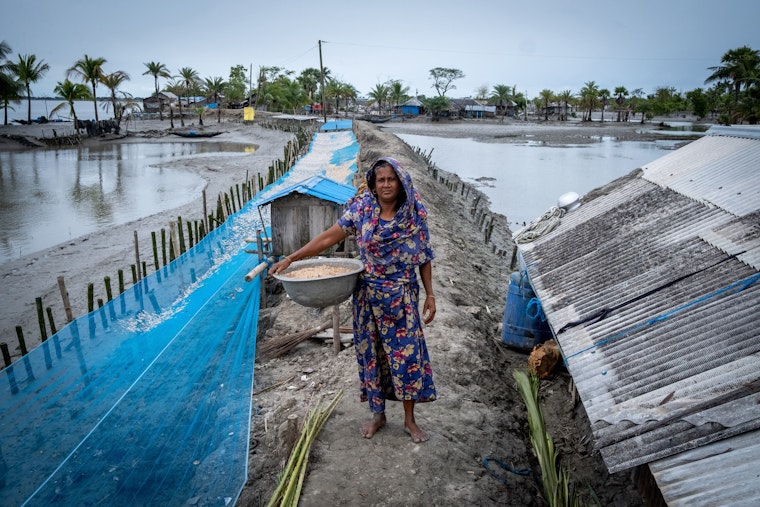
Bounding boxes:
[0,126,359,506]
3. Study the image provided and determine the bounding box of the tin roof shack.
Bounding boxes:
[257,175,357,258]
[515,125,760,506]
[142,92,178,113]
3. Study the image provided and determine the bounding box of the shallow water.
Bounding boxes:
[0,142,255,264]
[396,133,683,227]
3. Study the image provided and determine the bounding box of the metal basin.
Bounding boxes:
[272,257,364,308]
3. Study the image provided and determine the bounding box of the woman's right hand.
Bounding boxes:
[270,256,293,276]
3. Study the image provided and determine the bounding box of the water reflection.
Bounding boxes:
[0,142,256,264]
[396,133,683,227]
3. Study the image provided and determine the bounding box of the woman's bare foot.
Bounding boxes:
[404,421,429,443]
[402,400,428,443]
[361,412,386,439]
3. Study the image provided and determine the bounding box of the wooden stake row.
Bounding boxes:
[2,123,318,369]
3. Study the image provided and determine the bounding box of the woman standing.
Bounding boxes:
[271,157,437,443]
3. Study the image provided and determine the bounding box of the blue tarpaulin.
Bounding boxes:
[0,123,360,506]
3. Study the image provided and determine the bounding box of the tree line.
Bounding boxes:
[1,42,758,128]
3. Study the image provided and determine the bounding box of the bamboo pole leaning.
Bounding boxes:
[266,390,344,507]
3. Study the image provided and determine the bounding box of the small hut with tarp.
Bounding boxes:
[256,174,358,258]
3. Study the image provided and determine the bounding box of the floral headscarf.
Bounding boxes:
[339,157,434,277]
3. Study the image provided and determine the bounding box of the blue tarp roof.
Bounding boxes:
[321,120,353,131]
[256,174,357,207]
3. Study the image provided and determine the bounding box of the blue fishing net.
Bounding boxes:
[0,126,359,506]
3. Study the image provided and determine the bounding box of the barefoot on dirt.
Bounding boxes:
[404,422,429,443]
[361,412,386,439]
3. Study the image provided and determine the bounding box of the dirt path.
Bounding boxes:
[239,121,646,506]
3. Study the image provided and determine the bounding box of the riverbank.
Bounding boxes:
[0,113,296,360]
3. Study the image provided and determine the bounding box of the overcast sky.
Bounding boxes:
[3,0,759,100]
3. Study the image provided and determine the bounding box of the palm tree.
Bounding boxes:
[705,46,760,113]
[163,79,183,129]
[101,70,130,132]
[274,77,309,114]
[598,88,610,122]
[556,90,574,121]
[67,55,107,122]
[490,84,512,122]
[368,83,390,115]
[0,41,24,125]
[539,89,554,120]
[339,82,358,116]
[388,80,410,112]
[177,67,200,126]
[143,61,171,120]
[629,88,644,122]
[203,76,227,123]
[578,81,600,121]
[614,86,629,122]
[50,79,92,128]
[6,53,49,124]
[297,68,322,102]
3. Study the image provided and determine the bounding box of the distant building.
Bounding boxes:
[400,98,424,116]
[142,92,178,113]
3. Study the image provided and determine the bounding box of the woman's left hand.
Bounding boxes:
[422,295,436,324]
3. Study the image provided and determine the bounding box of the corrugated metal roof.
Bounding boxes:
[649,429,760,506]
[255,175,357,207]
[517,128,760,505]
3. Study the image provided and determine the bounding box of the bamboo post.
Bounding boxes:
[202,189,208,233]
[177,216,186,254]
[161,228,167,266]
[35,297,47,342]
[257,232,266,309]
[186,221,194,249]
[87,283,95,312]
[133,231,142,280]
[46,307,57,336]
[151,231,160,271]
[57,276,74,323]
[229,187,237,213]
[16,326,28,356]
[332,305,341,355]
[1,342,11,367]
[169,221,179,261]
[118,269,125,293]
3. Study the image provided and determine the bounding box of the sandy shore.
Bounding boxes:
[0,114,295,359]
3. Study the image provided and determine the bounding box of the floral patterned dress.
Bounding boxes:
[337,158,437,414]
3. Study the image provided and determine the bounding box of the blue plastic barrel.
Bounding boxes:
[501,271,553,351]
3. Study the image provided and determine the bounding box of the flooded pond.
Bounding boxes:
[395,133,686,227]
[0,142,256,264]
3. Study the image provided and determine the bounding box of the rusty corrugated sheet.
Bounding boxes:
[516,127,760,504]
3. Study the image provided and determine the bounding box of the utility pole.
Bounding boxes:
[249,64,253,105]
[318,40,328,124]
